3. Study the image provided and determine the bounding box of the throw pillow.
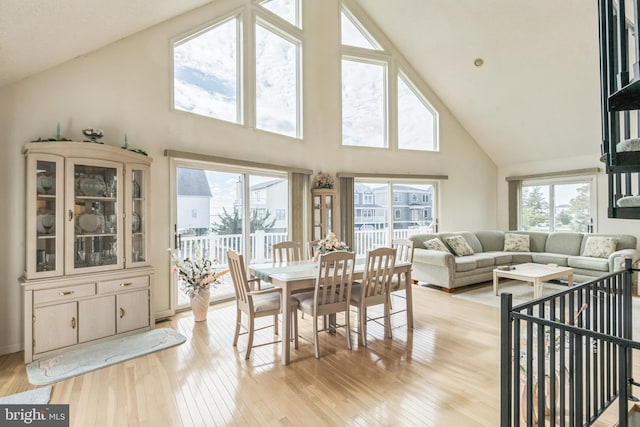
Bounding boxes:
[424,237,450,253]
[582,236,618,258]
[503,233,530,252]
[444,235,474,256]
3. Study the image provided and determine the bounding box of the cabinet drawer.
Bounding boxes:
[98,276,149,294]
[34,283,95,305]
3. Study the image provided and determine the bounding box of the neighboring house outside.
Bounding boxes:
[176,168,212,236]
[354,183,433,230]
[244,178,288,233]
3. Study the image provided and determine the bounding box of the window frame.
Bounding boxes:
[518,175,597,233]
[340,0,439,152]
[170,2,303,140]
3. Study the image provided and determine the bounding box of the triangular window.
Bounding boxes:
[259,0,301,28]
[398,71,438,151]
[341,9,381,50]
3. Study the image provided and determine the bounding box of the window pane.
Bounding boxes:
[176,168,242,307]
[353,181,436,257]
[173,19,239,123]
[249,176,289,263]
[260,0,300,28]
[342,59,386,147]
[392,184,434,233]
[256,24,299,138]
[398,73,437,151]
[521,185,550,232]
[341,11,379,50]
[554,183,591,232]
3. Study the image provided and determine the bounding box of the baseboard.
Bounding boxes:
[154,309,174,322]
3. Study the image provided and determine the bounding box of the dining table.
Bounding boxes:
[249,257,413,365]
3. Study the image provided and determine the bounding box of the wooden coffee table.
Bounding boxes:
[493,263,574,299]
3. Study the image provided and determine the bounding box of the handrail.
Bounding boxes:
[501,258,638,426]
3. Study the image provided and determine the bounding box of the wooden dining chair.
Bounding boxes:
[293,251,356,358]
[272,241,303,263]
[389,238,415,328]
[308,240,321,260]
[349,247,396,347]
[227,250,298,359]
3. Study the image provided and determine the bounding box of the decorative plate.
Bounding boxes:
[76,211,105,233]
[76,176,106,197]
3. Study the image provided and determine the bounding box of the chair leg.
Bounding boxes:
[274,314,279,336]
[313,314,320,359]
[384,300,392,339]
[233,308,241,347]
[246,316,255,360]
[360,306,368,347]
[345,308,352,351]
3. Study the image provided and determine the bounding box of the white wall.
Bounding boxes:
[0,0,497,354]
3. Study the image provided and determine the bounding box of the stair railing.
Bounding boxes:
[500,259,639,426]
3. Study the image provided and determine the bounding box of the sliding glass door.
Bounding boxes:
[173,162,289,309]
[354,179,437,255]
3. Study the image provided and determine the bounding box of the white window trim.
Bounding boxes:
[170,2,303,140]
[518,174,598,233]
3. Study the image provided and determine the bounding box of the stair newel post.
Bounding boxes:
[617,0,630,90]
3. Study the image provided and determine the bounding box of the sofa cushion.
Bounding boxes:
[504,233,530,252]
[518,232,549,253]
[463,254,496,268]
[582,236,619,258]
[510,253,534,263]
[474,231,506,252]
[424,237,450,253]
[545,233,584,256]
[488,252,514,265]
[568,256,610,272]
[445,235,475,256]
[454,257,477,272]
[531,253,569,266]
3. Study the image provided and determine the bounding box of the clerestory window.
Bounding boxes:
[340,2,438,151]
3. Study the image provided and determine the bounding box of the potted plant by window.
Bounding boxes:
[169,247,228,321]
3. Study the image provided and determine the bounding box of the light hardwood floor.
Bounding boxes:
[0,284,634,426]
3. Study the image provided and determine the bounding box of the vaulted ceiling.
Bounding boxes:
[0,0,602,167]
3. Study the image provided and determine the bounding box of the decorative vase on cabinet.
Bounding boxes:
[311,188,336,241]
[22,141,154,362]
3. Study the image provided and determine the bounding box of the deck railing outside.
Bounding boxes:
[178,226,432,263]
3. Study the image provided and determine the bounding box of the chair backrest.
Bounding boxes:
[308,240,321,259]
[227,250,250,307]
[361,247,396,298]
[272,241,302,262]
[392,238,414,264]
[315,251,355,308]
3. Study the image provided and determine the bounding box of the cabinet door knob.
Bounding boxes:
[120,307,125,318]
[71,317,76,329]
[68,209,74,221]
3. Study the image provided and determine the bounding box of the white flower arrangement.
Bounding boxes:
[317,231,349,254]
[314,172,334,189]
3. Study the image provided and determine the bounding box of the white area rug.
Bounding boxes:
[27,328,186,386]
[0,386,52,404]
[452,281,568,308]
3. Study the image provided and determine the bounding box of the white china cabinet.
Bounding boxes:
[311,188,336,241]
[21,141,153,362]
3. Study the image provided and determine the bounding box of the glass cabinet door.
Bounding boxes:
[126,164,150,267]
[66,159,123,274]
[325,194,333,235]
[26,155,64,278]
[313,194,322,240]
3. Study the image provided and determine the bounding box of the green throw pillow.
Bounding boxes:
[444,235,474,256]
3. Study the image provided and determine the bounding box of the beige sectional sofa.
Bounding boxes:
[408,231,640,290]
